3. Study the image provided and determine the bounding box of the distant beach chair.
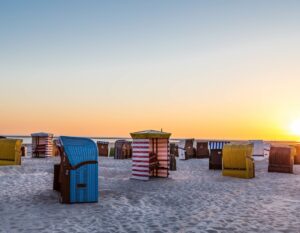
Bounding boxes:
[170,143,178,157]
[293,144,300,165]
[178,139,194,160]
[131,130,171,181]
[31,132,53,158]
[0,139,23,166]
[178,140,186,160]
[52,139,61,157]
[97,141,109,157]
[268,145,295,173]
[56,136,98,203]
[209,141,230,170]
[169,154,177,171]
[185,139,195,159]
[114,140,132,159]
[222,143,255,179]
[196,141,209,159]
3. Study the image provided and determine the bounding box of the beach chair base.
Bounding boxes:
[268,165,293,173]
[53,164,60,192]
[223,168,255,179]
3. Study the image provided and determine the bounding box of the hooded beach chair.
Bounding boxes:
[209,141,230,170]
[0,139,22,166]
[57,136,98,203]
[222,143,255,179]
[114,140,132,159]
[196,141,209,159]
[268,145,295,173]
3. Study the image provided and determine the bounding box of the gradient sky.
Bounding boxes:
[1,0,300,140]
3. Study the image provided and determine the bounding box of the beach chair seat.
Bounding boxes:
[209,149,223,170]
[222,144,255,179]
[209,141,230,170]
[57,136,98,204]
[0,139,22,166]
[268,146,294,173]
[149,153,159,176]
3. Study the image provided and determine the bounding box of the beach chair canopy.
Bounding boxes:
[31,132,54,137]
[130,130,171,139]
[59,136,98,167]
[209,141,230,150]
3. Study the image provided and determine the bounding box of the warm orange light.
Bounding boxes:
[290,120,300,136]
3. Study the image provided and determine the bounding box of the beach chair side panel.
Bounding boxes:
[132,139,150,180]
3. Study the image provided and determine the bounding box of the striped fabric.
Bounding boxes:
[132,139,150,180]
[132,138,169,180]
[209,141,230,150]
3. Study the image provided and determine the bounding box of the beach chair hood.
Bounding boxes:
[59,136,98,167]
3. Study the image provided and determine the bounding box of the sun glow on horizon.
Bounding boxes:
[290,120,300,138]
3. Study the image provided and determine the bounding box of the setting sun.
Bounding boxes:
[290,120,300,136]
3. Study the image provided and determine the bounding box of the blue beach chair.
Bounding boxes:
[57,136,98,203]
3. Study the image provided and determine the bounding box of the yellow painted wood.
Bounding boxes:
[222,143,255,179]
[0,139,22,166]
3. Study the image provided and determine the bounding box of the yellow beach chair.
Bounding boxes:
[0,139,22,166]
[222,143,255,179]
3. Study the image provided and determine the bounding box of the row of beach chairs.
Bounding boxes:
[1,132,300,205]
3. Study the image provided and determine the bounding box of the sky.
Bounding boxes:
[1,0,300,140]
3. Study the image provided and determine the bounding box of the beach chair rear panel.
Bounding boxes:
[61,137,98,203]
[223,145,249,170]
[269,147,291,165]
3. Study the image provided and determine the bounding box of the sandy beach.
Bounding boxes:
[0,157,300,233]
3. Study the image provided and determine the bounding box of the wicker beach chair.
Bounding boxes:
[57,136,98,203]
[185,139,195,159]
[209,141,230,170]
[169,154,177,171]
[170,143,178,157]
[294,145,300,165]
[114,140,132,159]
[268,146,295,173]
[97,141,109,157]
[0,139,22,166]
[222,143,255,179]
[196,142,209,159]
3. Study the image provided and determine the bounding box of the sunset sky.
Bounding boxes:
[1,0,300,140]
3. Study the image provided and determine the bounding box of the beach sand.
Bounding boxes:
[0,157,300,233]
